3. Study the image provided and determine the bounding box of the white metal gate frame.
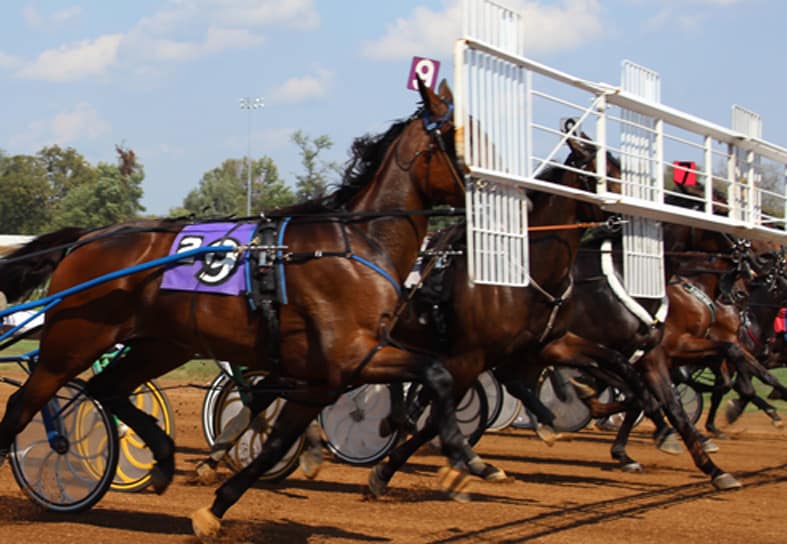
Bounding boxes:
[455,0,787,287]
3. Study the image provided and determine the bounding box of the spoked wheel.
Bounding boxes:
[320,384,400,466]
[478,371,504,428]
[201,372,229,446]
[537,367,592,433]
[111,380,175,492]
[211,370,305,481]
[676,381,703,424]
[593,386,644,432]
[10,379,119,513]
[487,387,523,431]
[419,380,489,447]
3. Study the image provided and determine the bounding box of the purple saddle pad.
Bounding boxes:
[160,222,256,295]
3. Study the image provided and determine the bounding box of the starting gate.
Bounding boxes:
[455,0,787,287]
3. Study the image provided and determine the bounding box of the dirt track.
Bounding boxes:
[0,379,785,544]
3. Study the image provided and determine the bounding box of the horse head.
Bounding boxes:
[409,77,465,208]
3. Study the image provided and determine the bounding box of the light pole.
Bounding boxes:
[239,96,264,216]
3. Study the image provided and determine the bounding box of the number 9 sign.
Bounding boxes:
[407,56,441,92]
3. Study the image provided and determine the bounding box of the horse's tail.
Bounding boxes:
[0,227,90,303]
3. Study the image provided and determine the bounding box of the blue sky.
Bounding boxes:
[1,0,785,216]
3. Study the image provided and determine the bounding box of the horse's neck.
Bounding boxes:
[527,193,583,288]
[346,153,430,280]
[678,268,723,300]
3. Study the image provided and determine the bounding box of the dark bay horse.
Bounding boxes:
[0,80,474,540]
[365,135,687,496]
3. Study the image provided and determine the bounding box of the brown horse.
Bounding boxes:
[0,80,473,540]
[365,135,690,496]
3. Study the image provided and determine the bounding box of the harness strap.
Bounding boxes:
[528,275,574,343]
[675,278,716,337]
[600,239,668,329]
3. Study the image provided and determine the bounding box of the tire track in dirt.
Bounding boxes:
[429,463,787,543]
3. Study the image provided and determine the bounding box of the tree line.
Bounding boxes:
[0,131,339,235]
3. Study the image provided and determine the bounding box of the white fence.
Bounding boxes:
[455,0,787,287]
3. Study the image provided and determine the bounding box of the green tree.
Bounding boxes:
[177,156,294,218]
[48,146,145,229]
[291,130,340,200]
[0,153,52,233]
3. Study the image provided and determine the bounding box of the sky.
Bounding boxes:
[1,0,786,216]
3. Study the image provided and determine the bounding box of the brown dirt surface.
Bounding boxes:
[0,377,785,544]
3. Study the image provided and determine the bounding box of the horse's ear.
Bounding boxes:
[566,135,591,162]
[437,79,453,105]
[417,75,446,116]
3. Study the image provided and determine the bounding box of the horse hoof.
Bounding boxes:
[725,399,744,425]
[773,419,785,429]
[191,506,221,541]
[536,424,562,446]
[702,439,720,454]
[299,450,323,480]
[437,466,472,503]
[367,465,389,498]
[712,472,742,491]
[149,464,174,494]
[621,462,643,473]
[192,461,218,486]
[378,416,393,438]
[467,456,507,482]
[657,434,683,455]
[568,378,596,400]
[482,466,507,482]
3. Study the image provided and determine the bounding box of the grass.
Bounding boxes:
[0,339,221,381]
[1,338,785,415]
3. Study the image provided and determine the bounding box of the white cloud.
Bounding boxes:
[10,102,110,149]
[362,0,604,60]
[22,4,82,27]
[12,1,318,82]
[270,68,334,104]
[22,5,42,27]
[520,0,604,54]
[0,51,20,70]
[214,0,320,30]
[51,102,111,143]
[16,34,122,81]
[362,2,461,61]
[52,6,84,23]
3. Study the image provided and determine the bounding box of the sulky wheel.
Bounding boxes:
[10,378,119,513]
[593,386,644,431]
[676,381,703,425]
[320,384,400,466]
[110,380,175,492]
[420,380,489,448]
[201,372,230,447]
[478,370,504,428]
[487,386,523,431]
[211,370,305,481]
[537,367,592,433]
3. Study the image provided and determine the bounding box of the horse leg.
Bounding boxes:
[191,400,322,540]
[85,339,190,494]
[705,371,730,438]
[194,388,280,485]
[748,394,783,428]
[500,377,563,446]
[298,419,325,479]
[640,348,741,490]
[610,408,644,472]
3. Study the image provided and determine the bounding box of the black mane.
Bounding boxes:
[327,110,422,209]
